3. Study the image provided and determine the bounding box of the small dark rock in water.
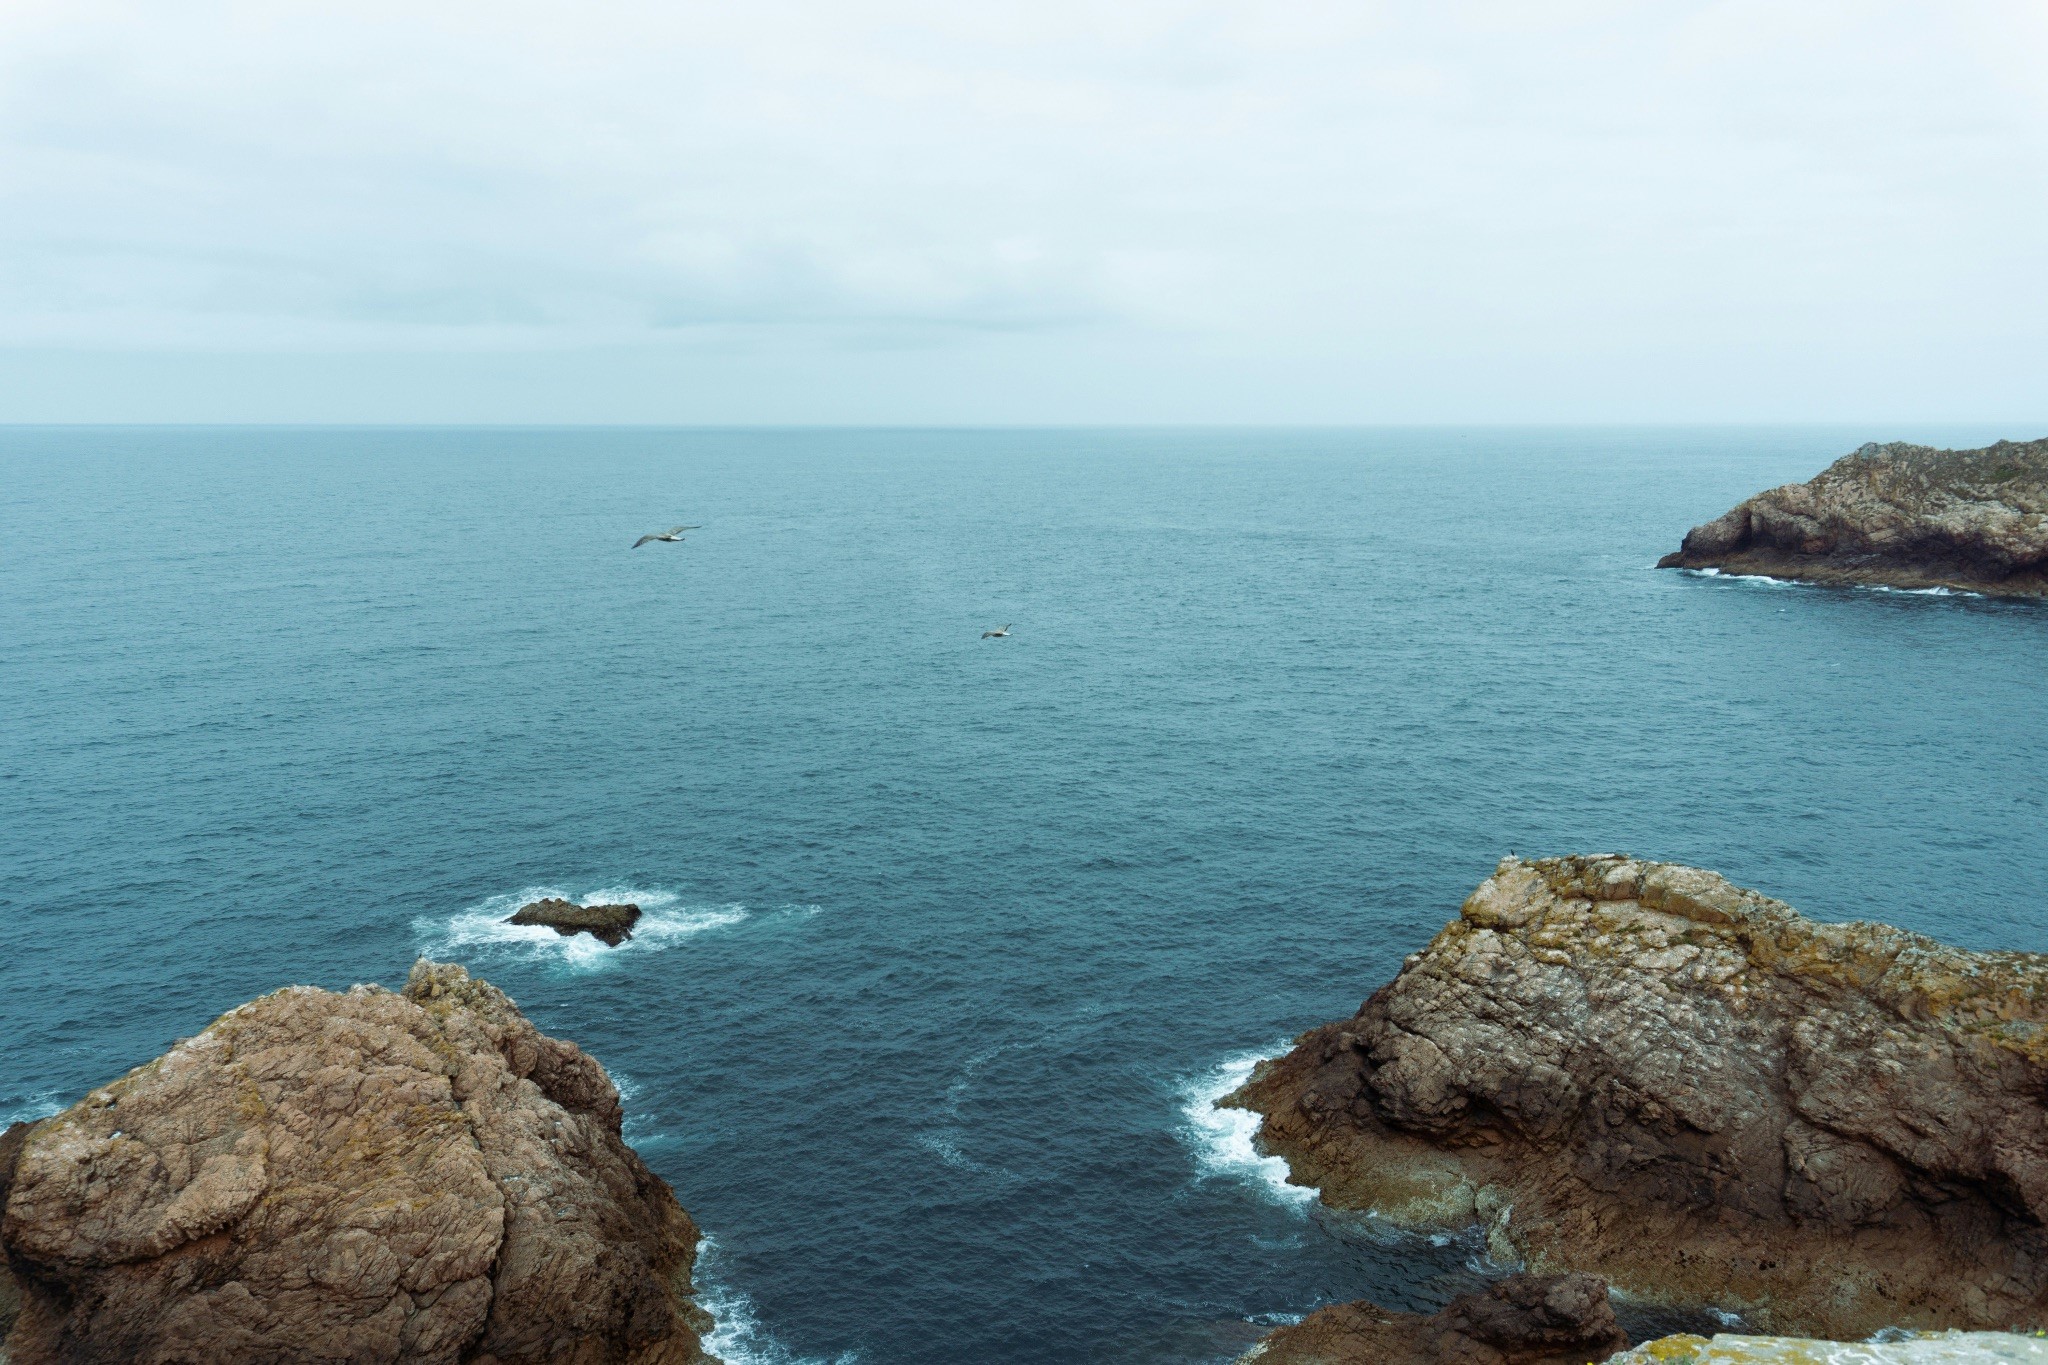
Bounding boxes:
[507,897,642,946]
[1239,1273,1630,1364]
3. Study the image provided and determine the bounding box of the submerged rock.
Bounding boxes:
[1231,855,2048,1338]
[0,960,713,1364]
[1239,1273,1631,1364]
[1656,437,2048,596]
[507,897,643,947]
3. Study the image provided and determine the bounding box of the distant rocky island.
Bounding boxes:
[1230,855,2048,1340]
[0,961,712,1364]
[1658,437,2048,596]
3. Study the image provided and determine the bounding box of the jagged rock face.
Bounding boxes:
[1656,438,2048,596]
[507,899,643,947]
[1231,856,2048,1338]
[0,961,712,1365]
[1240,1273,1631,1364]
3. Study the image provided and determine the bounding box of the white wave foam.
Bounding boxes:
[0,1091,65,1127]
[1682,567,1983,599]
[1683,567,1797,588]
[696,1237,861,1365]
[1864,583,1977,597]
[1176,1048,1316,1210]
[415,885,746,969]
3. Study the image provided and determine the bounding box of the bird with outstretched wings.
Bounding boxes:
[633,525,702,548]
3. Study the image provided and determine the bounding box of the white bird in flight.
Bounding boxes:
[633,525,702,548]
[982,624,1012,639]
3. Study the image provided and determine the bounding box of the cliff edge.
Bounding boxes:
[0,960,714,1364]
[1656,438,2048,596]
[1230,856,2048,1337]
[1238,1273,1631,1364]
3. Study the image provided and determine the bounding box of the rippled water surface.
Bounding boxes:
[3,427,2045,1363]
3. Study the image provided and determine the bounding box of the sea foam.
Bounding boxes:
[696,1237,863,1365]
[416,884,747,969]
[1682,567,1982,598]
[1176,1048,1316,1210]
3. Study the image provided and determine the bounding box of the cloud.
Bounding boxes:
[0,0,2043,418]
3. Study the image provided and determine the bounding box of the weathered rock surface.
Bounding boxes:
[507,898,642,947]
[1231,856,2048,1338]
[1613,1332,2048,1363]
[0,960,713,1364]
[1656,438,2048,596]
[1239,1273,1631,1364]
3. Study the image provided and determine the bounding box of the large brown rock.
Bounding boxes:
[0,961,714,1364]
[1656,438,2048,596]
[1230,856,2048,1338]
[1240,1273,1630,1365]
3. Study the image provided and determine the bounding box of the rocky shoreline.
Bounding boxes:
[1229,856,2048,1339]
[1657,438,2048,597]
[0,961,712,1364]
[1237,1273,1632,1364]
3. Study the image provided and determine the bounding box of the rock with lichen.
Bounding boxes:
[0,960,713,1364]
[1230,856,2048,1338]
[1656,438,2048,596]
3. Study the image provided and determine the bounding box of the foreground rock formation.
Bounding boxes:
[1239,1273,1631,1364]
[508,898,643,947]
[0,961,712,1364]
[1611,1333,2048,1363]
[1231,856,2048,1337]
[1656,437,2048,596]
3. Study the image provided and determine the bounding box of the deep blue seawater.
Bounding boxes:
[3,426,2045,1363]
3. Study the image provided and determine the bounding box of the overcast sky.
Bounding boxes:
[1,0,2044,423]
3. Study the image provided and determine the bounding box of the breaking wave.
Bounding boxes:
[1175,1048,1316,1210]
[1680,567,1983,598]
[697,1237,863,1365]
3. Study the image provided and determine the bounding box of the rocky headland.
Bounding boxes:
[0,961,712,1364]
[507,898,643,947]
[1229,856,2048,1338]
[1237,1272,1632,1364]
[1656,438,2048,596]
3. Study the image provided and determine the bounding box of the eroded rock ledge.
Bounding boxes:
[1229,856,2048,1338]
[1656,438,2048,597]
[1239,1272,1631,1364]
[0,961,713,1364]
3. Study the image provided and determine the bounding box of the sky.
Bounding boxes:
[1,0,2045,424]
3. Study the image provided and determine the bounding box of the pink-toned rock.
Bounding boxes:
[0,961,713,1364]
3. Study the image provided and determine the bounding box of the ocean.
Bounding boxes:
[3,425,2044,1363]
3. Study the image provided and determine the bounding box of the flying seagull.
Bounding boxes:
[633,525,701,548]
[982,624,1012,639]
